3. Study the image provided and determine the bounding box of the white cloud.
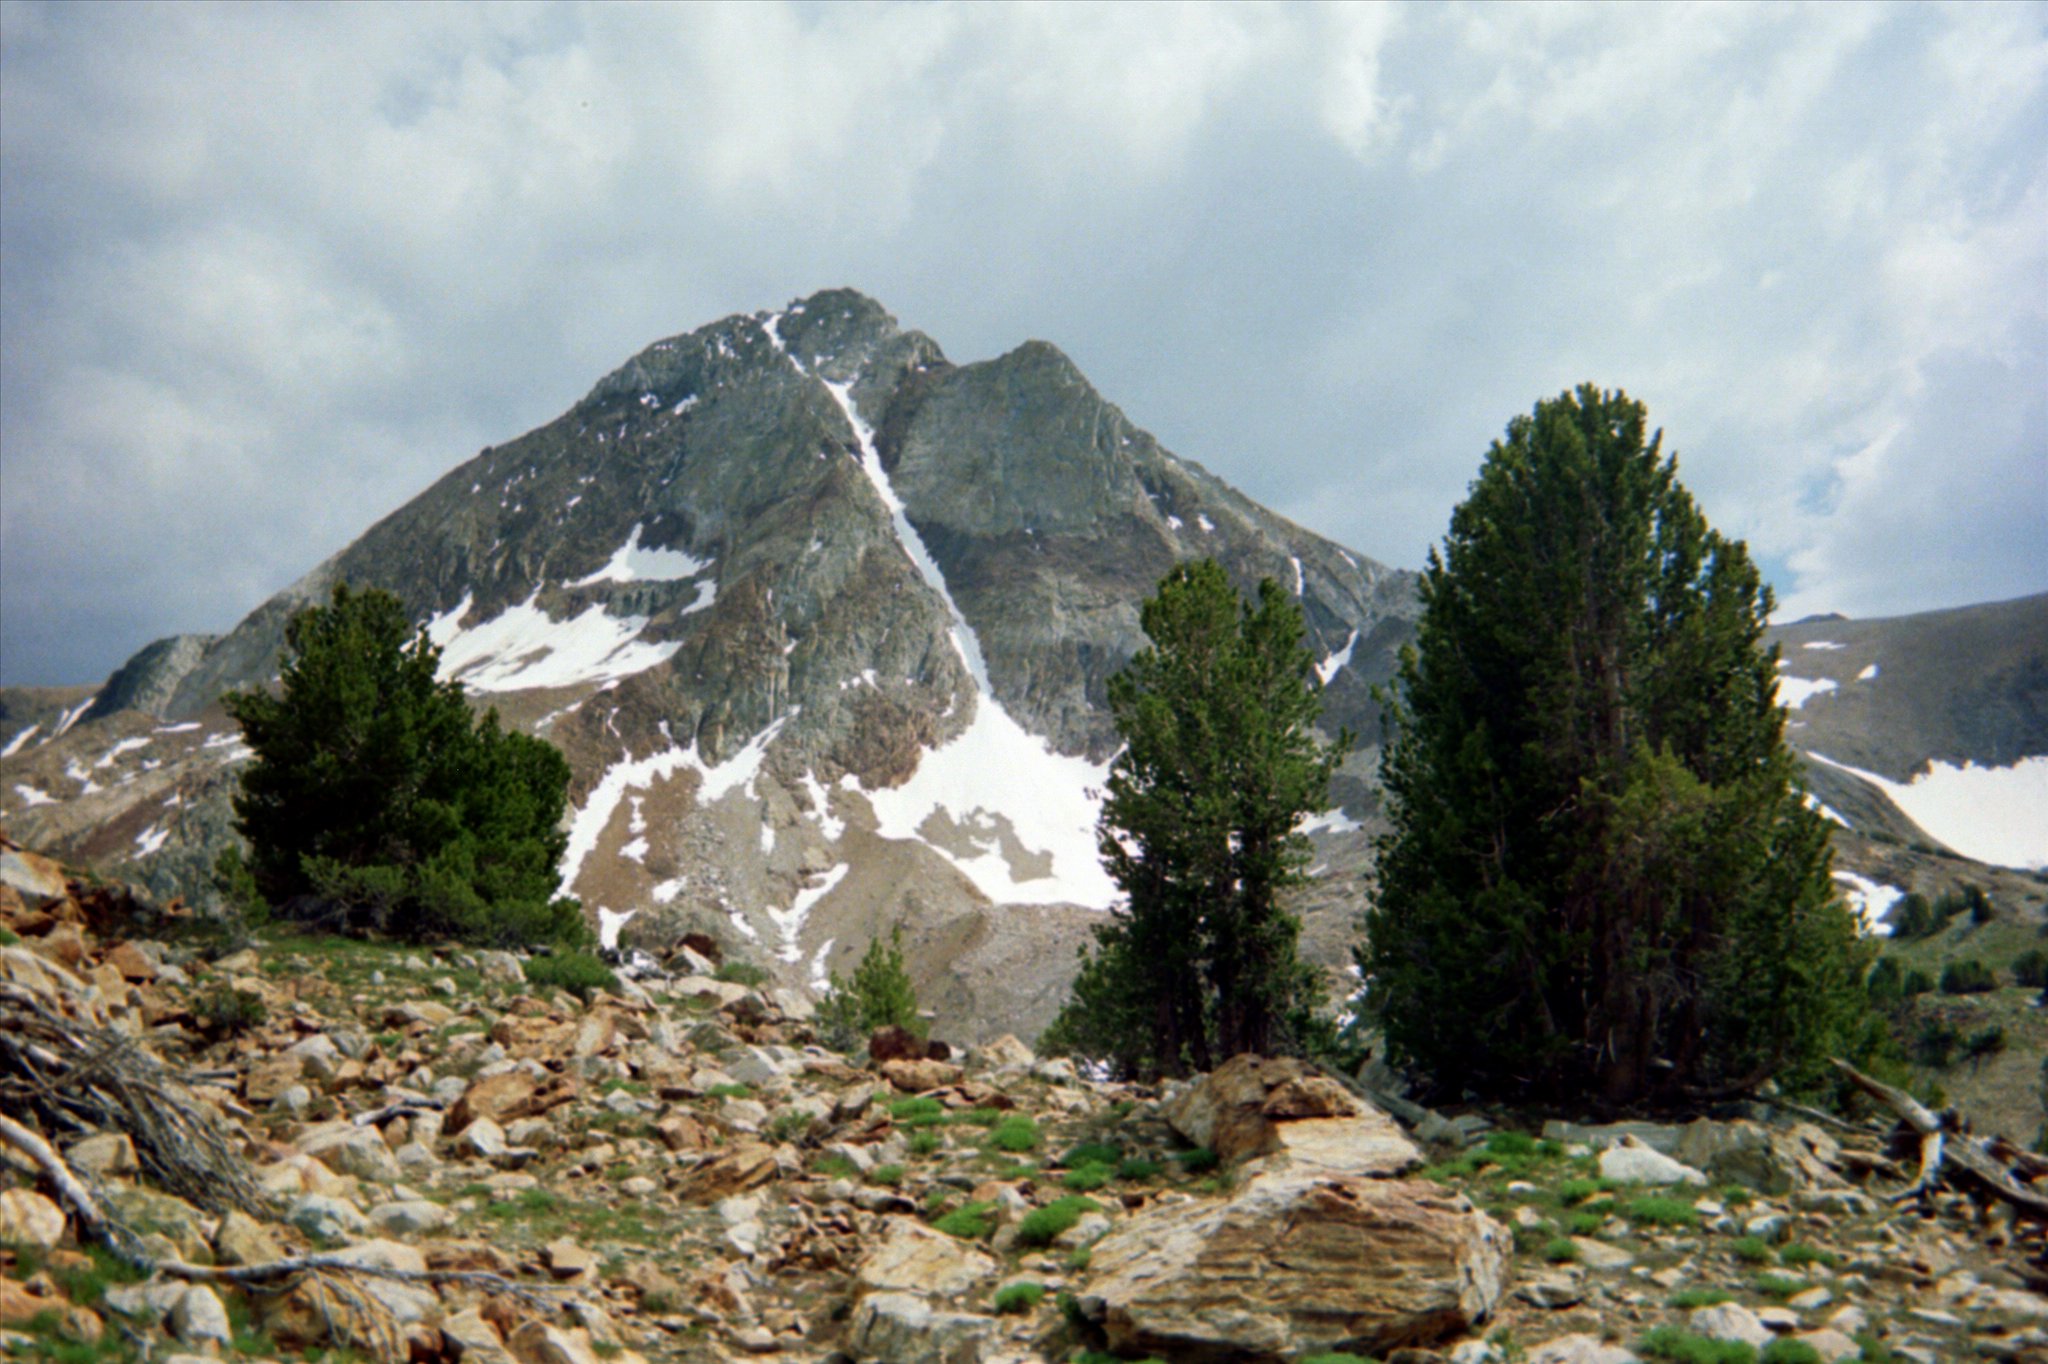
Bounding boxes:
[0,0,2041,684]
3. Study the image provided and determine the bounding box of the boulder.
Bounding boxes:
[1689,1302,1771,1348]
[1083,1170,1508,1358]
[1528,1335,1641,1364]
[674,1143,779,1203]
[0,846,68,909]
[1597,1137,1706,1187]
[447,1070,578,1132]
[1674,1118,1847,1194]
[1164,1054,1420,1176]
[0,1189,67,1249]
[848,1293,998,1364]
[856,1216,1000,1297]
[974,1034,1036,1071]
[882,1058,965,1093]
[170,1285,232,1346]
[66,1132,139,1178]
[298,1122,404,1183]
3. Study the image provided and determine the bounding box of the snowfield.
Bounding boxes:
[826,374,1117,910]
[427,592,684,693]
[1809,752,2048,871]
[1832,869,1903,936]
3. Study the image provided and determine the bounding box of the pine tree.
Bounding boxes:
[224,582,584,947]
[1362,385,1872,1108]
[1042,560,1345,1078]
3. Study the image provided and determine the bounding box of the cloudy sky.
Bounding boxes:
[2,2,2043,687]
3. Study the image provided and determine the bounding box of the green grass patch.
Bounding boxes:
[1753,1272,1811,1300]
[1541,1237,1579,1263]
[991,1280,1045,1314]
[1624,1195,1700,1228]
[869,1163,906,1187]
[1565,1209,1606,1237]
[931,1200,999,1241]
[984,1115,1040,1152]
[888,1096,946,1124]
[1777,1242,1837,1269]
[1174,1146,1220,1174]
[1759,1341,1823,1364]
[1015,1195,1100,1247]
[1062,1164,1113,1193]
[812,1155,859,1180]
[1116,1156,1162,1181]
[1730,1235,1774,1263]
[1669,1287,1734,1309]
[908,1129,943,1157]
[1637,1325,1758,1363]
[1558,1176,1617,1205]
[1061,1142,1123,1168]
[705,1083,752,1100]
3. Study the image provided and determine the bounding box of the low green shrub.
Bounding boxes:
[1759,1341,1823,1364]
[1637,1325,1757,1363]
[1015,1195,1099,1247]
[1175,1147,1220,1174]
[1541,1237,1578,1263]
[1777,1242,1837,1269]
[713,960,769,987]
[1754,1272,1811,1299]
[1669,1287,1733,1309]
[1116,1156,1162,1181]
[1061,1164,1112,1193]
[991,1281,1045,1314]
[1062,1142,1122,1168]
[1730,1235,1773,1263]
[908,1129,943,1157]
[525,949,618,1001]
[195,983,268,1039]
[1624,1196,1700,1228]
[869,1164,906,1187]
[985,1115,1040,1153]
[1938,958,1997,995]
[932,1200,999,1240]
[1566,1210,1606,1237]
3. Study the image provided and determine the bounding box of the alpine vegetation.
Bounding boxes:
[1362,386,1876,1108]
[222,583,586,949]
[1043,559,1346,1079]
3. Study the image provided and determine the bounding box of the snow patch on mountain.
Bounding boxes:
[1316,630,1358,687]
[826,373,1115,910]
[1,726,39,759]
[566,523,710,587]
[1300,807,1363,836]
[557,716,792,896]
[1833,869,1903,936]
[769,863,849,964]
[1809,751,2048,870]
[427,592,684,693]
[1775,675,1838,709]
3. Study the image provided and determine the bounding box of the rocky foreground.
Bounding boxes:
[0,845,2043,1364]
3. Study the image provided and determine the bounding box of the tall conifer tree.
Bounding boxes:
[1043,560,1344,1078]
[1362,386,1870,1107]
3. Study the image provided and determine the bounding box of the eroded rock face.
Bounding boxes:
[1163,1053,1422,1176]
[1084,1170,1509,1360]
[854,1216,998,1298]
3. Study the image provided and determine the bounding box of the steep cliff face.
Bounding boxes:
[0,289,1416,1041]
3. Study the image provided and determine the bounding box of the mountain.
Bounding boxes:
[0,289,1417,1042]
[4,289,2041,1038]
[1767,593,2048,873]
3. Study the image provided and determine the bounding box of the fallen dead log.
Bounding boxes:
[0,981,272,1218]
[1831,1057,2048,1223]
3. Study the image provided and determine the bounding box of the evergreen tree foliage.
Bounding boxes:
[223,582,585,948]
[815,928,924,1051]
[1042,559,1345,1079]
[1362,385,1872,1108]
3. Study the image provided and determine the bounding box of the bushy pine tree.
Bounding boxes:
[1042,560,1345,1079]
[1362,386,1872,1108]
[224,582,585,948]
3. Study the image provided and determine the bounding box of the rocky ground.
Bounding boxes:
[1,842,2044,1364]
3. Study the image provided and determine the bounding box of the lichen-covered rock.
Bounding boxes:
[856,1216,999,1297]
[847,1292,997,1364]
[1083,1169,1508,1359]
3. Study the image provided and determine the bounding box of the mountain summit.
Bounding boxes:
[0,290,1417,1039]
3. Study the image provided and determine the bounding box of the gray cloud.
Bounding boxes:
[2,1,2042,686]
